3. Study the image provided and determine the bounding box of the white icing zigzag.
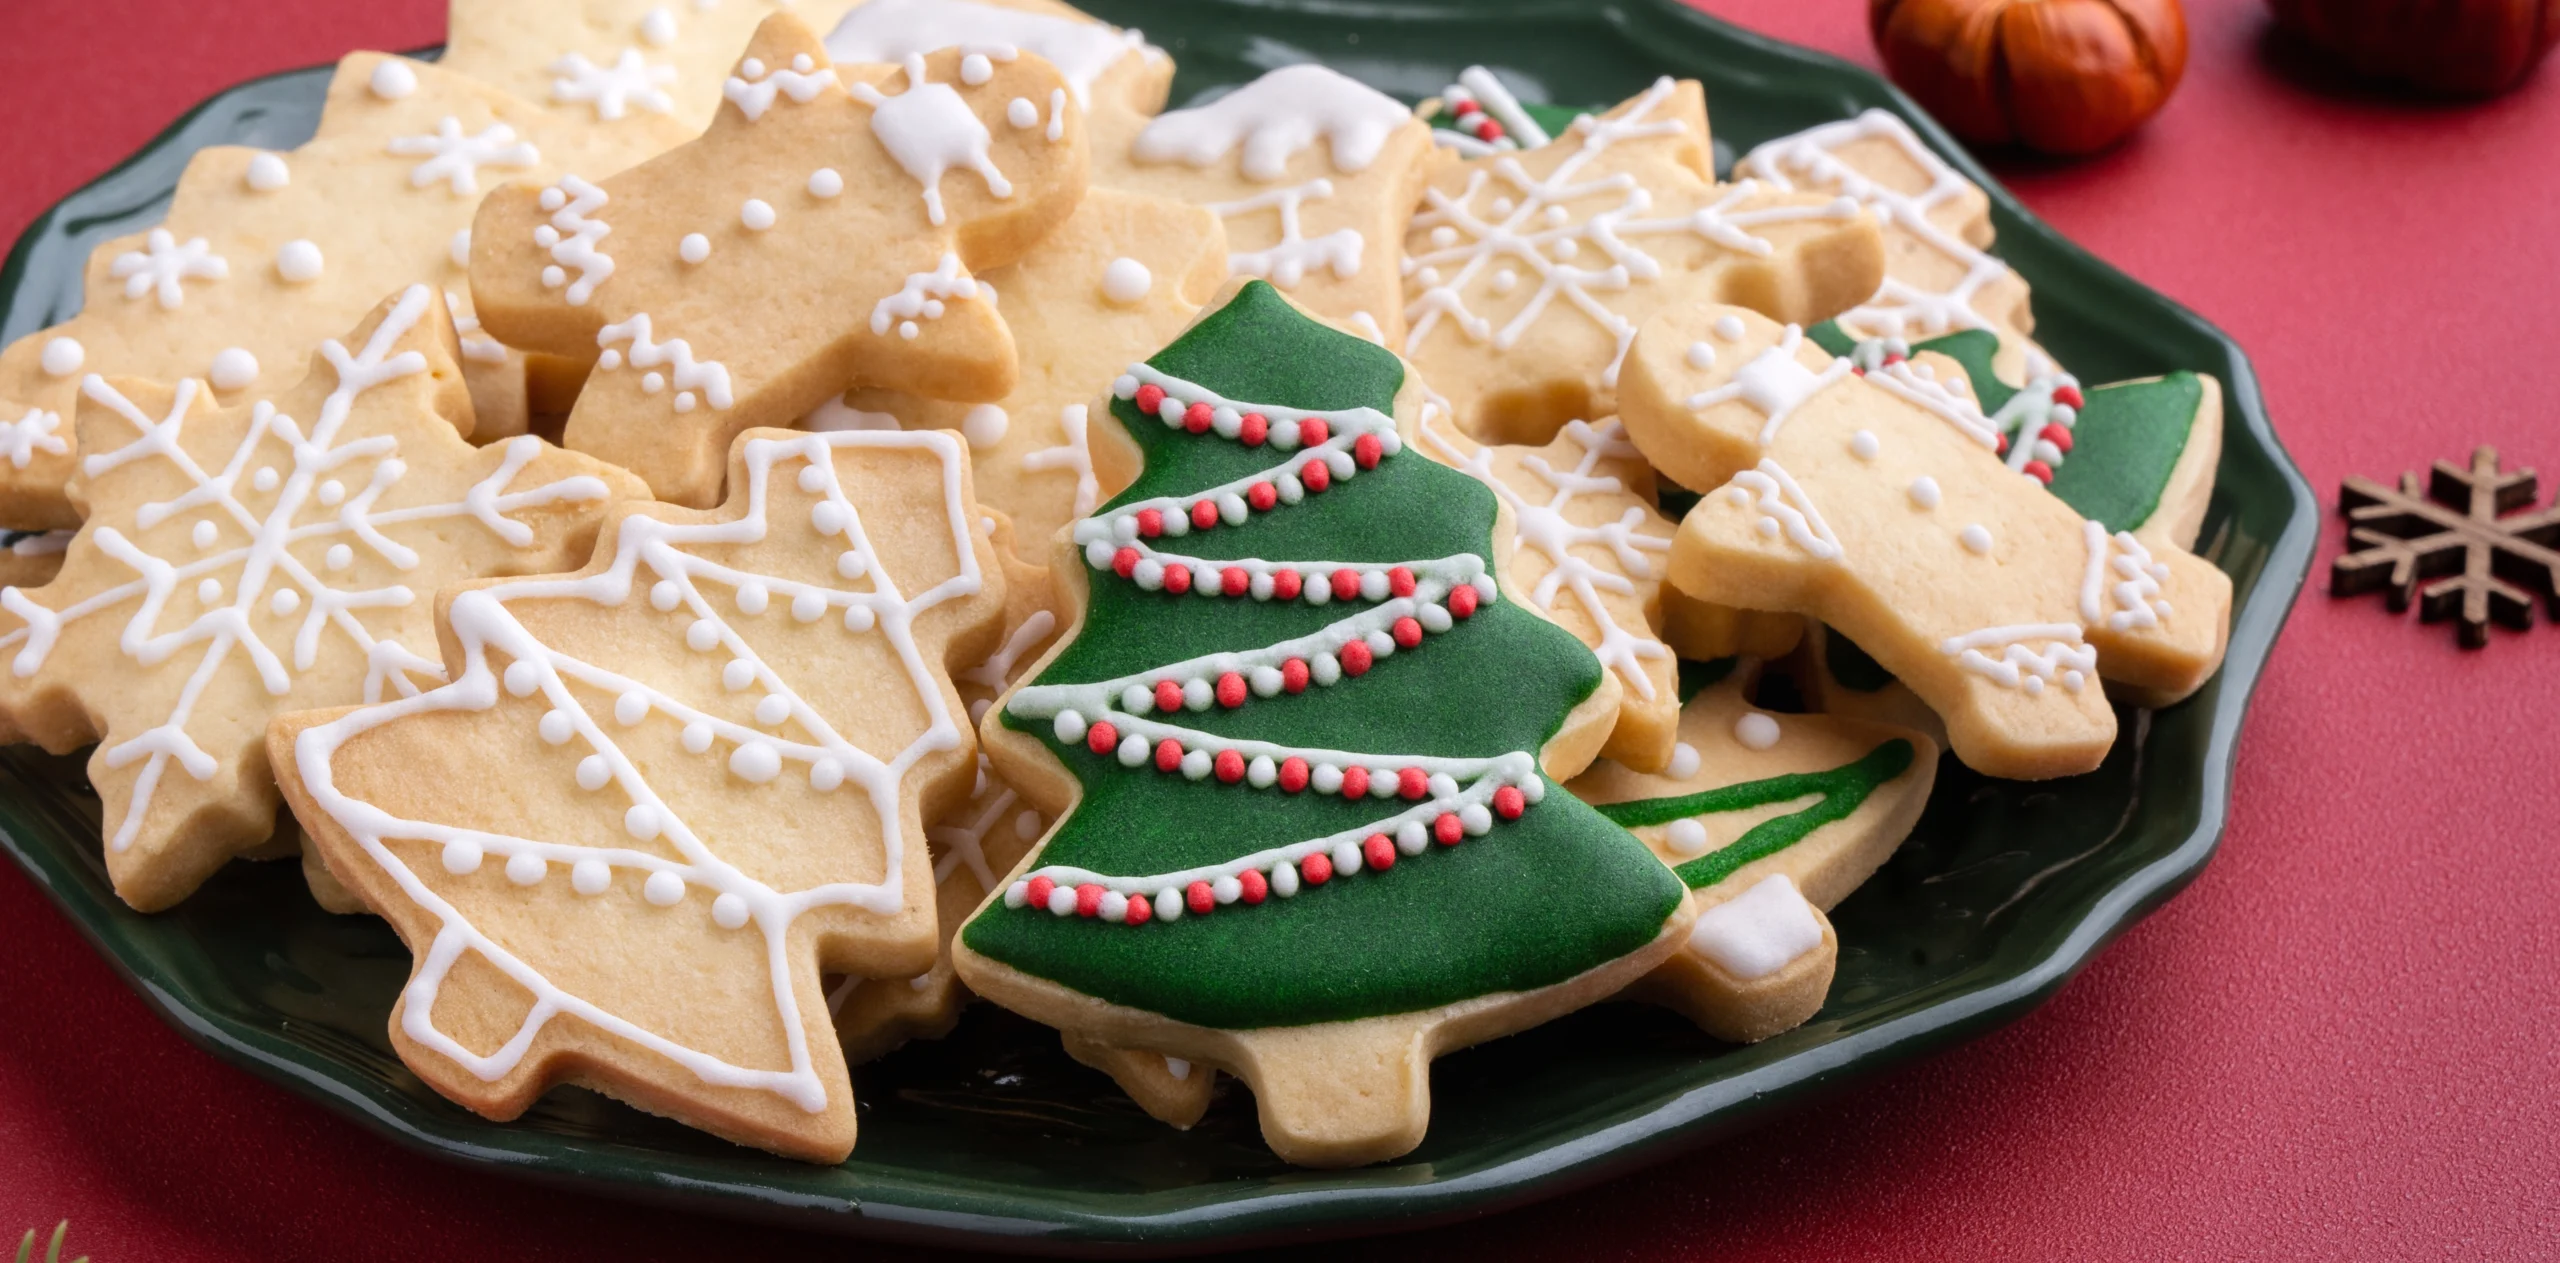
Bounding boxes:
[596,313,735,414]
[291,429,985,1113]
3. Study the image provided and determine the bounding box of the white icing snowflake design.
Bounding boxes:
[387,118,542,196]
[109,228,229,311]
[550,49,677,122]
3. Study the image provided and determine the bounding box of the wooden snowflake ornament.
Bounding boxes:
[273,425,1006,1163]
[469,14,1090,508]
[1619,305,2233,781]
[0,53,680,529]
[2334,446,2560,646]
[1400,76,1886,447]
[0,287,644,911]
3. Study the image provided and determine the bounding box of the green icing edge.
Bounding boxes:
[965,281,1684,1031]
[1420,99,1589,140]
[1595,740,1916,890]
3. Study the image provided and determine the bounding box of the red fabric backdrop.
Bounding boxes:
[1,1,2554,1258]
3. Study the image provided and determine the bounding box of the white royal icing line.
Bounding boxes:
[1133,64,1409,180]
[1687,873,1823,980]
[845,55,1012,227]
[1939,623,2094,695]
[1721,459,1841,561]
[111,229,228,311]
[2081,520,2175,631]
[534,176,614,307]
[1684,324,1855,447]
[289,428,983,1113]
[723,53,832,121]
[387,118,541,196]
[1020,404,1101,518]
[871,252,983,339]
[823,0,1152,109]
[0,408,67,469]
[444,293,509,366]
[550,50,675,121]
[1206,180,1364,288]
[595,314,734,413]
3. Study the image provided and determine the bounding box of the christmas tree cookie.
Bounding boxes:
[0,53,680,530]
[1098,63,1437,348]
[469,15,1089,507]
[1618,305,2232,780]
[272,425,1006,1163]
[0,287,643,911]
[1570,659,1937,1043]
[1400,76,1885,447]
[952,280,1690,1167]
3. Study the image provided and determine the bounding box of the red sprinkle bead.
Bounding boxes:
[2042,423,2075,453]
[1302,460,1331,494]
[1076,883,1103,917]
[1388,566,1416,598]
[1240,412,1269,445]
[1435,813,1464,845]
[1132,383,1166,416]
[1331,569,1362,602]
[1354,433,1383,469]
[1215,672,1246,708]
[1453,98,1483,118]
[1186,881,1214,915]
[1247,482,1278,512]
[1398,767,1428,800]
[2024,460,2055,484]
[1475,118,1505,142]
[1136,507,1164,537]
[1340,639,1374,677]
[1450,584,1479,618]
[1299,419,1330,447]
[1214,749,1245,783]
[1994,433,2010,456]
[1884,351,1907,366]
[2054,384,2086,409]
[1125,892,1150,925]
[1493,785,1526,820]
[1164,564,1192,595]
[1341,766,1371,799]
[1364,834,1396,872]
[1281,658,1311,693]
[1238,869,1268,904]
[1272,569,1303,601]
[1279,756,1310,792]
[1191,499,1219,530]
[1183,401,1214,434]
[1085,721,1118,756]
[1154,680,1184,712]
[1301,853,1333,885]
[1154,738,1183,772]
[1026,875,1056,908]
[1392,616,1423,648]
[1112,547,1140,579]
[1222,566,1249,597]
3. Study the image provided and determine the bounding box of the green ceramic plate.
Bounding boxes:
[0,0,2316,1253]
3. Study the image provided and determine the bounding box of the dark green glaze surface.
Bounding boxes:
[0,1,2316,1253]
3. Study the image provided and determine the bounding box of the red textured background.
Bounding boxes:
[2,0,2555,1258]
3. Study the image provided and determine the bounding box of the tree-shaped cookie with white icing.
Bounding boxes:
[1098,63,1437,348]
[0,286,644,911]
[1618,305,2232,780]
[469,14,1089,507]
[272,426,1005,1163]
[1570,659,1936,1043]
[1401,77,1885,447]
[0,53,680,530]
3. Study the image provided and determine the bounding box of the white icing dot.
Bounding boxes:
[449,229,471,268]
[640,5,676,46]
[712,892,750,929]
[269,589,300,617]
[642,372,665,394]
[961,53,993,84]
[843,604,875,632]
[1100,256,1152,305]
[686,618,721,651]
[575,755,611,790]
[1665,818,1711,855]
[741,198,776,231]
[623,803,661,840]
[1713,314,1747,341]
[191,520,218,548]
[274,239,323,284]
[615,691,650,726]
[1668,741,1701,779]
[898,320,919,340]
[442,840,482,875]
[808,758,844,791]
[317,479,345,506]
[245,152,289,191]
[681,722,713,753]
[1430,226,1458,248]
[961,403,1008,449]
[722,659,756,691]
[251,467,280,492]
[734,580,768,615]
[1960,524,1994,554]
[209,348,258,391]
[1053,711,1087,744]
[679,233,710,265]
[644,871,685,907]
[369,59,417,100]
[196,578,223,604]
[808,167,843,198]
[503,660,540,696]
[541,265,566,289]
[1686,341,1717,370]
[1908,476,1942,510]
[754,694,790,726]
[537,709,573,744]
[1007,97,1038,128]
[506,852,546,885]
[1850,430,1880,460]
[1544,205,1569,226]
[572,859,611,895]
[325,544,353,570]
[729,740,782,782]
[650,580,681,611]
[38,337,82,378]
[1734,712,1781,750]
[1490,267,1519,294]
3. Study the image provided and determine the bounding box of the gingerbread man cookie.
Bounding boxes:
[0,53,680,530]
[273,425,1006,1163]
[1618,305,2232,780]
[1400,77,1885,447]
[0,287,642,911]
[953,281,1688,1168]
[1571,658,1937,1043]
[470,14,1089,507]
[825,0,1170,161]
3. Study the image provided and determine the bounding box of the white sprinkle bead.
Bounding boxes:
[538,710,573,744]
[741,198,776,230]
[1398,821,1429,854]
[1669,741,1701,779]
[1331,841,1362,876]
[209,348,259,391]
[1053,711,1087,744]
[1100,256,1152,304]
[575,755,610,790]
[1180,678,1213,710]
[369,59,417,99]
[1311,763,1344,794]
[1713,314,1747,341]
[1665,818,1711,855]
[1154,888,1184,921]
[624,804,660,840]
[680,233,710,264]
[1117,734,1149,767]
[729,740,781,782]
[1246,755,1277,787]
[1008,97,1039,128]
[808,167,843,198]
[1960,523,1994,554]
[711,893,750,929]
[1119,683,1153,714]
[1460,803,1494,835]
[1734,711,1781,750]
[442,840,482,875]
[507,852,545,885]
[962,403,1007,449]
[1850,430,1880,460]
[39,337,82,377]
[961,53,994,83]
[682,722,712,753]
[809,758,844,791]
[503,661,540,696]
[1270,864,1300,898]
[1686,340,1717,370]
[1909,476,1942,510]
[246,152,289,191]
[275,239,324,284]
[644,871,685,907]
[572,859,611,895]
[1100,891,1129,921]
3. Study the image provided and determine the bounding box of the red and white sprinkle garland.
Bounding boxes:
[1849,335,2086,487]
[1003,364,1546,928]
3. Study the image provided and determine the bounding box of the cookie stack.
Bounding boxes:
[0,0,2229,1169]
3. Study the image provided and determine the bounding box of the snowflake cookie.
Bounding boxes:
[0,53,679,531]
[469,15,1090,509]
[273,424,1008,1163]
[1570,658,1937,1044]
[1400,76,1885,447]
[1099,63,1437,349]
[1618,305,2233,780]
[0,287,644,911]
[834,186,1230,563]
[951,280,1690,1168]
[442,0,866,136]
